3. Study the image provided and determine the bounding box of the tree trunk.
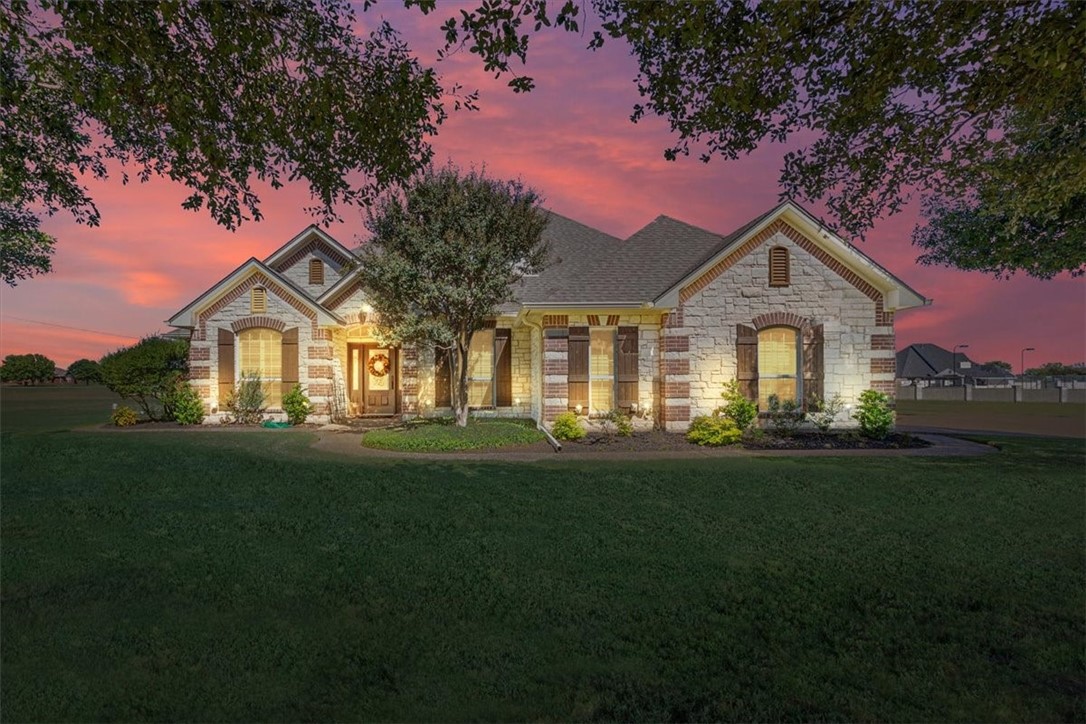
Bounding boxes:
[453,331,471,427]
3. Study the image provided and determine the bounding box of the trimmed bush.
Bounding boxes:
[551,411,585,441]
[225,372,266,424]
[807,393,846,433]
[602,408,633,437]
[765,394,804,437]
[99,337,188,420]
[854,389,895,439]
[111,405,138,427]
[687,414,742,446]
[719,380,758,431]
[282,384,312,425]
[168,381,205,425]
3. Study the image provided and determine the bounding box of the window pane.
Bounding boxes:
[758,328,796,376]
[591,384,613,414]
[468,330,494,381]
[469,381,493,408]
[759,378,796,409]
[590,330,614,377]
[237,328,282,407]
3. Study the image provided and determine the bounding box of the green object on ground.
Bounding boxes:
[261,420,292,429]
[362,419,543,451]
[1,395,1083,721]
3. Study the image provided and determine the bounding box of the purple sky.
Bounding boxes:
[2,5,1083,372]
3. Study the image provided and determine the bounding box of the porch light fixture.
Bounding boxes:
[575,404,583,415]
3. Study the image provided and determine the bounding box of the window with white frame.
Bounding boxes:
[237,327,282,407]
[589,328,615,414]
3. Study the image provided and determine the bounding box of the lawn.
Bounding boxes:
[0,384,122,433]
[362,418,545,451]
[1,397,1084,720]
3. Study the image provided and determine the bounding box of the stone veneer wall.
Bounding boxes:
[671,226,895,432]
[187,281,336,423]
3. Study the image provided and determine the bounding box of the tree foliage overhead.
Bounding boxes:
[355,165,548,426]
[437,0,1086,278]
[1,0,466,284]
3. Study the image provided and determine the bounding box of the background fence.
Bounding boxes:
[896,379,1086,404]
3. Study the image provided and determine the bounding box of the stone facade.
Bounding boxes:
[173,209,915,430]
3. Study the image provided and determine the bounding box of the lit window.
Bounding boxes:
[758,326,799,408]
[769,247,790,287]
[251,287,267,314]
[467,329,494,407]
[237,328,282,407]
[589,329,615,414]
[309,258,324,285]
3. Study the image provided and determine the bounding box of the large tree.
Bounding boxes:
[1,0,465,285]
[436,0,1086,278]
[6,1,1082,283]
[0,353,56,385]
[355,165,548,427]
[67,357,102,384]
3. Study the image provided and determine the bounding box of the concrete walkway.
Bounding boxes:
[310,431,997,463]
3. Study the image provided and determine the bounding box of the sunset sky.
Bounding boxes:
[2,6,1083,372]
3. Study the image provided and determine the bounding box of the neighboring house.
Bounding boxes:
[897,343,1016,387]
[52,368,74,384]
[167,201,927,430]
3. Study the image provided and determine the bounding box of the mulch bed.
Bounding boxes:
[567,430,931,452]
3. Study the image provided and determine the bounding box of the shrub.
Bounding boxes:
[225,372,267,424]
[719,380,758,431]
[99,336,189,420]
[687,414,742,446]
[168,381,205,425]
[551,411,585,441]
[282,384,312,425]
[601,408,633,437]
[765,394,804,437]
[111,405,138,427]
[808,393,846,433]
[854,389,895,439]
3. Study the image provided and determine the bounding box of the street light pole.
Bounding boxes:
[1020,347,1035,378]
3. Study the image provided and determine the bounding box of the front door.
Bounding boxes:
[362,345,396,415]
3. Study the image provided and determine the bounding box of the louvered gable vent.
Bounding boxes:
[769,246,790,287]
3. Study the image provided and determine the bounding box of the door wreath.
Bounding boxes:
[367,352,390,377]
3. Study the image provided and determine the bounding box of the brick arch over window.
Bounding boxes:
[751,311,811,332]
[231,316,286,334]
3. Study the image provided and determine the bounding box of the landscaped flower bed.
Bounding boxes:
[564,430,930,452]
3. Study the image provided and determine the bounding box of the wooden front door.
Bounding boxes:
[361,345,396,415]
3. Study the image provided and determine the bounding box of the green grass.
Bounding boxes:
[896,400,1086,438]
[362,418,544,451]
[1,384,122,433]
[1,408,1084,720]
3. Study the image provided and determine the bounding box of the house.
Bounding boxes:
[167,201,927,430]
[897,343,1016,387]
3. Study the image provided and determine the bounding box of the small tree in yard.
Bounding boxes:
[99,337,189,421]
[356,165,549,427]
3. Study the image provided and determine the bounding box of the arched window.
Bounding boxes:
[237,327,282,407]
[768,246,790,287]
[758,326,799,408]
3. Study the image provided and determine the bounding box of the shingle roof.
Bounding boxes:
[512,206,783,306]
[896,344,1015,380]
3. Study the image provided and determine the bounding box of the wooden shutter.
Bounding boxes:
[217,328,234,403]
[769,247,790,287]
[494,328,513,407]
[616,326,639,410]
[567,326,589,411]
[802,324,824,411]
[736,324,758,403]
[434,347,451,407]
[281,327,299,399]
